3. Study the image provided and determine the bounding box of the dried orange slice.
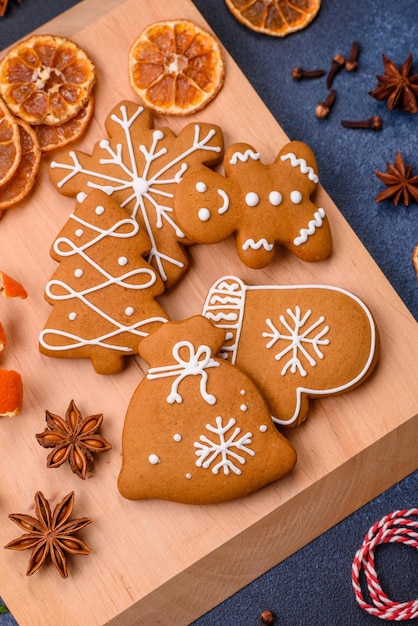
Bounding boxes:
[0,34,96,125]
[0,369,23,417]
[224,0,321,37]
[129,19,225,116]
[0,118,41,209]
[0,270,28,298]
[33,94,94,152]
[0,97,21,186]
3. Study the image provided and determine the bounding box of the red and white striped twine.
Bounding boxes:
[352,508,418,621]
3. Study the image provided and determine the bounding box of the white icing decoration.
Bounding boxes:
[242,238,274,252]
[245,192,259,207]
[260,425,268,432]
[76,191,87,203]
[201,276,377,427]
[240,389,246,395]
[229,150,260,165]
[149,454,161,465]
[293,207,326,246]
[173,434,182,442]
[280,152,319,183]
[74,269,83,278]
[240,404,248,412]
[263,307,330,377]
[198,208,211,222]
[147,341,220,404]
[194,416,255,475]
[225,332,234,340]
[269,191,282,206]
[50,105,222,284]
[186,473,192,479]
[125,307,135,316]
[39,212,167,354]
[95,205,105,215]
[75,229,84,237]
[68,312,77,321]
[290,190,302,204]
[118,256,128,266]
[196,181,207,192]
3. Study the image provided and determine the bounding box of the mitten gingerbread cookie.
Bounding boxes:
[118,316,296,504]
[202,276,379,427]
[39,190,169,375]
[49,101,224,287]
[173,140,332,268]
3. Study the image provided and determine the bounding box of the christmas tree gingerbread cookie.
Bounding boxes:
[173,140,332,269]
[39,190,169,375]
[49,101,224,288]
[118,315,297,504]
[202,276,379,427]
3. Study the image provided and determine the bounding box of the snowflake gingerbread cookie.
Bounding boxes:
[48,101,224,288]
[117,315,297,504]
[202,276,379,427]
[173,140,332,268]
[39,190,169,375]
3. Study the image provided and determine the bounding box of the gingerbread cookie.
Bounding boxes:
[49,101,224,287]
[118,315,297,504]
[173,140,332,268]
[39,190,169,375]
[202,276,379,427]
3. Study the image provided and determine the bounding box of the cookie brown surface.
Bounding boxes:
[39,189,169,374]
[49,100,224,287]
[118,315,297,504]
[173,140,332,269]
[202,276,379,427]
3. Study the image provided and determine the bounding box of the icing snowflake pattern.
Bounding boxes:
[263,306,330,377]
[194,416,255,475]
[50,103,223,285]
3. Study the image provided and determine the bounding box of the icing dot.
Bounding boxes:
[196,181,207,193]
[173,434,182,442]
[76,191,87,203]
[186,473,192,479]
[260,425,268,432]
[240,404,248,412]
[74,269,83,278]
[240,390,246,396]
[125,307,135,316]
[225,332,234,341]
[198,208,211,222]
[95,205,105,215]
[118,256,128,266]
[154,130,164,140]
[68,312,77,321]
[75,229,84,237]
[290,190,303,204]
[148,454,160,465]
[269,191,282,206]
[245,191,259,207]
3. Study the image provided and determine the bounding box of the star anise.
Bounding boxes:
[4,491,92,578]
[375,151,418,206]
[369,53,418,113]
[36,400,112,479]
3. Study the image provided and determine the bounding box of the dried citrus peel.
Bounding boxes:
[0,321,6,352]
[0,271,28,299]
[0,369,23,417]
[224,0,321,37]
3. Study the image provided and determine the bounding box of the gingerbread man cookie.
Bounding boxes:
[39,190,169,375]
[202,276,379,426]
[173,140,332,268]
[49,101,224,287]
[118,315,297,504]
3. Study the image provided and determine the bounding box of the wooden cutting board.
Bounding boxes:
[0,1,417,624]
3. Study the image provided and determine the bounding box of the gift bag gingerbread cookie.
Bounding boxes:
[39,190,169,375]
[173,140,332,269]
[49,101,224,287]
[118,316,297,504]
[202,276,379,427]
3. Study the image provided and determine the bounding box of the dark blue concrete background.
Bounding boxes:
[0,1,417,624]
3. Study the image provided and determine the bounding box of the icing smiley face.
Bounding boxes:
[173,140,332,269]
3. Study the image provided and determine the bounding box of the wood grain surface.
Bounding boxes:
[0,1,417,624]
